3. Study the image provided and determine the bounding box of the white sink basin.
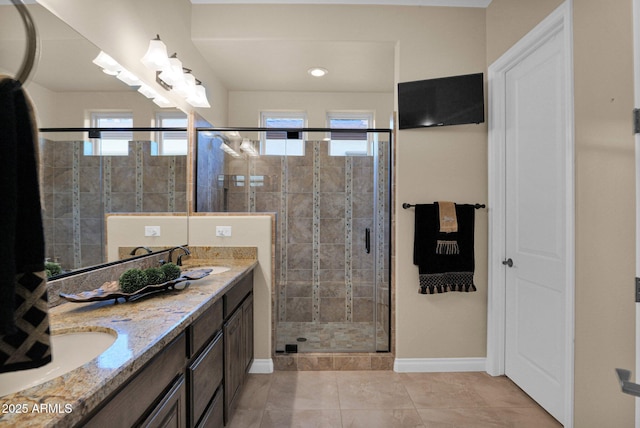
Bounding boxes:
[204,266,231,274]
[186,265,231,275]
[0,329,117,397]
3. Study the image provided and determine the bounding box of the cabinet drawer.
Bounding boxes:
[196,387,223,428]
[140,375,186,428]
[190,298,223,357]
[189,331,223,426]
[223,270,253,319]
[85,333,187,427]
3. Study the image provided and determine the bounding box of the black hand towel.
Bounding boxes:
[0,77,52,373]
[413,203,476,294]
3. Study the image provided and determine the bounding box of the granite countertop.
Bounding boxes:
[0,258,257,427]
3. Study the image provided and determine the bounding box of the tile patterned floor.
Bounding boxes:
[228,371,562,428]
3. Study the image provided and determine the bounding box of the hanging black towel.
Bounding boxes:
[413,203,476,294]
[0,77,51,373]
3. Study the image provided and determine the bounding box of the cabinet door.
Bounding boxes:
[242,294,254,372]
[223,309,242,424]
[140,375,186,428]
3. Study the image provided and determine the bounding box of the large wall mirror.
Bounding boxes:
[0,2,189,278]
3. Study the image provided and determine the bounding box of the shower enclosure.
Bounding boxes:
[196,128,391,353]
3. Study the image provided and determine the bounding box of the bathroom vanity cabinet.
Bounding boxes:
[81,270,254,428]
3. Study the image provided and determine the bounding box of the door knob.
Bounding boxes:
[502,258,513,267]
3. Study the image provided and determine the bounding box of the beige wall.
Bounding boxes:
[486,0,564,64]
[188,215,273,361]
[105,215,188,262]
[487,0,637,425]
[394,9,487,359]
[573,0,636,425]
[228,90,393,130]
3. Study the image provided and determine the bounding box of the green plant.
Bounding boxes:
[119,268,149,293]
[144,267,166,285]
[160,263,181,281]
[44,261,62,278]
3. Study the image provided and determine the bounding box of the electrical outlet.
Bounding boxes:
[216,226,232,237]
[145,226,161,237]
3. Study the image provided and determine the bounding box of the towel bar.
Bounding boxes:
[615,368,640,397]
[402,203,486,209]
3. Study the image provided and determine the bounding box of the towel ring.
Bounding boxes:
[11,0,38,85]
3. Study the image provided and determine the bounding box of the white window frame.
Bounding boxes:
[87,112,133,156]
[260,111,307,156]
[326,111,374,156]
[155,111,188,156]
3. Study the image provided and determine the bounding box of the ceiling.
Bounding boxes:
[190,0,491,93]
[192,38,397,93]
[190,0,492,6]
[2,0,491,95]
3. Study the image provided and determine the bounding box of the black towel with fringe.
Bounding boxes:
[413,203,476,294]
[0,77,51,372]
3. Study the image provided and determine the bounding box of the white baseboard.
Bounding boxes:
[393,357,486,373]
[248,358,274,374]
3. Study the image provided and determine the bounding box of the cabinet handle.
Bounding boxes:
[365,228,371,254]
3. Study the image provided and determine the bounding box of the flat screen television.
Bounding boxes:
[397,73,484,129]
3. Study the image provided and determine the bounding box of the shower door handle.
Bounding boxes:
[365,228,371,254]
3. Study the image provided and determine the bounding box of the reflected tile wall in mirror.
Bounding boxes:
[41,139,187,272]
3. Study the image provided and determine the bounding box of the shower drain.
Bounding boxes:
[296,337,307,342]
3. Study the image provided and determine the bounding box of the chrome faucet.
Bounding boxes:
[129,246,153,256]
[168,246,191,266]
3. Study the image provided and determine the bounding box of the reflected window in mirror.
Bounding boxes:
[155,112,188,156]
[260,111,306,156]
[86,112,133,156]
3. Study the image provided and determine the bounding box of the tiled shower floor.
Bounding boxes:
[227,370,562,428]
[276,322,388,352]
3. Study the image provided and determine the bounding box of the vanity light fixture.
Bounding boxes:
[92,51,122,76]
[308,67,328,77]
[240,138,259,157]
[220,142,241,158]
[116,69,141,86]
[137,83,157,98]
[185,83,211,108]
[92,50,176,108]
[152,94,175,108]
[141,34,211,109]
[140,35,170,70]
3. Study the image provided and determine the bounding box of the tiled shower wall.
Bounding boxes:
[196,138,390,352]
[41,139,187,271]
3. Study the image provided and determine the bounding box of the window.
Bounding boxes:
[327,111,374,156]
[260,111,306,156]
[156,112,188,156]
[87,112,133,156]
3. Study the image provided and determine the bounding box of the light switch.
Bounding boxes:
[216,226,232,237]
[145,226,161,237]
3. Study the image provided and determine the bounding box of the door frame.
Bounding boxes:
[486,2,575,426]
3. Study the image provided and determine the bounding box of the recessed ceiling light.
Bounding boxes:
[308,67,328,77]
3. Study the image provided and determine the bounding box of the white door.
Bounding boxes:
[503,26,567,424]
[487,3,574,425]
